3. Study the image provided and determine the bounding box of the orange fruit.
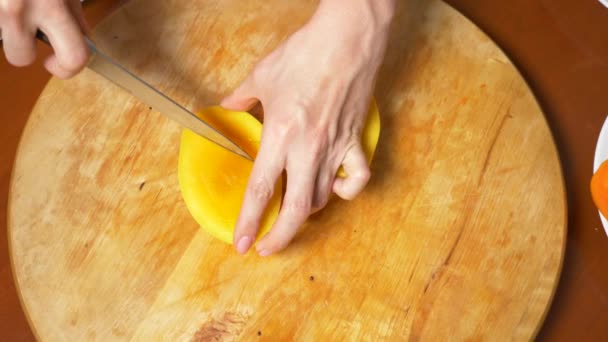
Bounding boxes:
[591,159,608,219]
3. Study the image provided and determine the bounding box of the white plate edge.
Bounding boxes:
[593,115,608,236]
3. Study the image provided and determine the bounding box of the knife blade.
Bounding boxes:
[35,31,253,161]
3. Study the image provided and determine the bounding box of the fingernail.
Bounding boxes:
[236,236,252,254]
[258,249,272,257]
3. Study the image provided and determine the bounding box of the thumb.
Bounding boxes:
[221,77,259,112]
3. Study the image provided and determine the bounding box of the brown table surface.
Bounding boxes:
[1,0,607,340]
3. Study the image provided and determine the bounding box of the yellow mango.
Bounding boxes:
[178,106,281,244]
[178,100,380,245]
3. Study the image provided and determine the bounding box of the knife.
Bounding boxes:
[34,31,253,161]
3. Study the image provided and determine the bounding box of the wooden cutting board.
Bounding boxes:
[9,0,566,340]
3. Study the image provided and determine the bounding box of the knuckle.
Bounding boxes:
[355,166,372,183]
[41,0,66,17]
[1,0,25,17]
[11,56,33,67]
[273,240,290,252]
[251,61,271,84]
[291,105,308,125]
[308,126,326,142]
[60,45,89,72]
[307,132,327,156]
[310,126,327,141]
[250,178,274,202]
[6,50,35,67]
[283,198,311,216]
[270,122,292,141]
[342,193,357,201]
[235,218,258,238]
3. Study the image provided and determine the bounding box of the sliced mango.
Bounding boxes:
[178,100,380,245]
[178,106,282,244]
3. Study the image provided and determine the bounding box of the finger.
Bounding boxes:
[256,160,317,256]
[2,23,37,67]
[312,168,334,212]
[40,5,89,79]
[220,76,258,112]
[333,143,371,200]
[233,135,285,254]
[67,0,91,36]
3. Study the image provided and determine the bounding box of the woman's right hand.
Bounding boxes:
[0,0,89,78]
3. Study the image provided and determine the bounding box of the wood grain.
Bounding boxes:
[8,0,566,340]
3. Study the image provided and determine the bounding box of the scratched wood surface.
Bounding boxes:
[8,0,566,340]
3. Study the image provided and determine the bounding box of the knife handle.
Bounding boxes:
[35,29,97,57]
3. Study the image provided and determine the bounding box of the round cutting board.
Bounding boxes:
[9,0,566,340]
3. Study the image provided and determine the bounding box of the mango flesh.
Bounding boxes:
[178,100,380,245]
[178,106,282,244]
